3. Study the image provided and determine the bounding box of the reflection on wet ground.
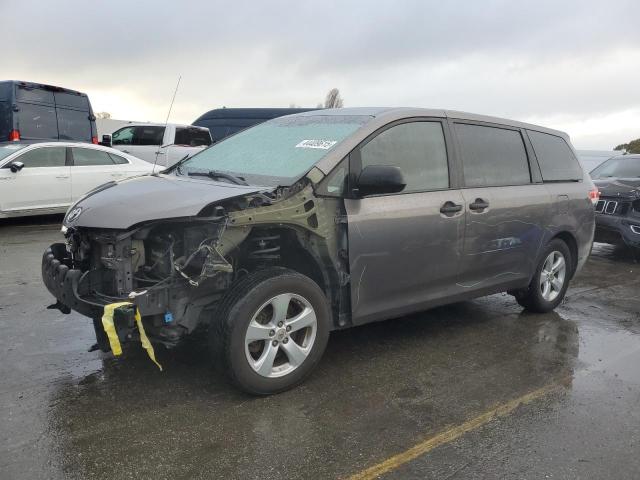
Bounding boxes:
[1,218,639,479]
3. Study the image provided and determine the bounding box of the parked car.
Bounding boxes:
[576,150,617,173]
[42,107,596,394]
[102,123,212,167]
[0,80,97,143]
[591,154,640,248]
[0,142,153,218]
[193,107,316,142]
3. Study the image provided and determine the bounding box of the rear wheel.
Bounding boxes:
[210,267,330,395]
[513,239,572,313]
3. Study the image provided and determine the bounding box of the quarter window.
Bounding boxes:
[455,123,531,187]
[72,148,115,166]
[528,130,582,182]
[15,147,66,168]
[359,121,449,193]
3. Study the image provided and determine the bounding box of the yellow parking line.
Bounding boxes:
[346,382,563,480]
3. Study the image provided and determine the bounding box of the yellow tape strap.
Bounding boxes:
[101,301,131,356]
[133,308,163,371]
[101,302,163,371]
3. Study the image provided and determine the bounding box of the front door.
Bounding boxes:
[0,145,71,213]
[344,120,465,325]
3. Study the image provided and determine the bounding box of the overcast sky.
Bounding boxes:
[4,0,640,149]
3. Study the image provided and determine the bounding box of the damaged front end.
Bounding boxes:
[42,175,349,352]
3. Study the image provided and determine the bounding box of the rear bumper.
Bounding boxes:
[594,215,640,248]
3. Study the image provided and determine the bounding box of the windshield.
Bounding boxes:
[0,143,27,163]
[591,156,640,179]
[176,114,370,186]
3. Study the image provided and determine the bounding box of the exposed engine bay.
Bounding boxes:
[45,178,350,350]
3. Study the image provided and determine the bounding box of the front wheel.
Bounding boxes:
[210,267,331,395]
[513,239,572,313]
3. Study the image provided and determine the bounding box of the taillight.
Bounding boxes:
[91,136,98,144]
[589,188,600,205]
[8,129,20,141]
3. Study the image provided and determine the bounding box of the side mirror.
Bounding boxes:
[9,161,24,173]
[356,165,406,197]
[101,134,112,147]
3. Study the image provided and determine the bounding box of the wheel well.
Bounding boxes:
[553,231,578,277]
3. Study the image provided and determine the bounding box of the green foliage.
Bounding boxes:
[614,138,640,154]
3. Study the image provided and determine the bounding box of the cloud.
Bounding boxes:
[5,0,640,148]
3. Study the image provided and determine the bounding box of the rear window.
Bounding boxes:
[57,108,92,141]
[528,130,582,182]
[15,85,54,104]
[112,126,165,146]
[455,123,531,187]
[175,127,211,147]
[17,103,58,139]
[54,91,89,110]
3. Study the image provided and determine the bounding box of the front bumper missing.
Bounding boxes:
[42,243,185,349]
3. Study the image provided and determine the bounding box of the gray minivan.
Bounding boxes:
[42,107,596,394]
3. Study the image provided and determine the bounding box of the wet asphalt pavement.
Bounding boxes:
[1,216,639,480]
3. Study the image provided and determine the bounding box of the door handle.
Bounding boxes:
[469,199,489,211]
[122,150,129,153]
[155,151,165,155]
[56,175,69,179]
[440,201,463,215]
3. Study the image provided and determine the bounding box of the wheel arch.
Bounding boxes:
[551,231,579,278]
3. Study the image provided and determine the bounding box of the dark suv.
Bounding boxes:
[42,108,596,394]
[591,154,640,248]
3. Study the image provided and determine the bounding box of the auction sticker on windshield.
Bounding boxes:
[295,139,337,150]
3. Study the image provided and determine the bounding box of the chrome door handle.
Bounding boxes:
[155,151,165,155]
[56,175,70,179]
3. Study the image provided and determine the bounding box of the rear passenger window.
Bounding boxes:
[360,121,449,193]
[528,130,582,182]
[175,127,212,147]
[16,147,66,168]
[455,123,530,187]
[72,148,115,166]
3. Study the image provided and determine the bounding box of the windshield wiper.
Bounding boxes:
[188,170,249,186]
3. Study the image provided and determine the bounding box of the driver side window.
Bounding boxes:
[359,121,449,193]
[112,127,134,145]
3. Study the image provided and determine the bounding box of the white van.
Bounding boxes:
[103,123,212,167]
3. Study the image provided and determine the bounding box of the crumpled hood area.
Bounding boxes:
[594,178,640,199]
[64,174,263,229]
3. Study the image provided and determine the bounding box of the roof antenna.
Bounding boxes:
[153,75,181,175]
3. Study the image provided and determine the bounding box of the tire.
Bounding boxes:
[513,239,572,313]
[210,267,331,395]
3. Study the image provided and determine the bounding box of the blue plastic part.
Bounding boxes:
[164,311,173,324]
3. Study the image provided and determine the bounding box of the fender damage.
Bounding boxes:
[42,170,350,351]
